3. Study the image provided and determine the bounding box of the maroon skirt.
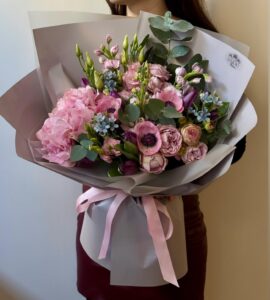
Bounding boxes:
[76,194,207,300]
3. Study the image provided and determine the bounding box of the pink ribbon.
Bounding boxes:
[76,187,179,287]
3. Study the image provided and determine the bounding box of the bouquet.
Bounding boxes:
[0,11,257,287]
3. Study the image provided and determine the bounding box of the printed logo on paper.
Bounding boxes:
[227,53,241,69]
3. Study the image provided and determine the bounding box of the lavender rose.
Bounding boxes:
[149,64,170,81]
[181,143,208,164]
[140,152,168,174]
[181,124,202,146]
[159,125,182,157]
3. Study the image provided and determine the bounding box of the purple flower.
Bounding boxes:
[124,131,137,145]
[183,89,198,109]
[119,160,138,175]
[81,77,89,87]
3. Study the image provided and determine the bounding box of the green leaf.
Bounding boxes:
[222,119,232,135]
[218,102,230,116]
[86,150,98,161]
[158,116,176,126]
[170,45,190,58]
[115,144,138,161]
[124,141,138,155]
[126,104,141,122]
[149,16,170,32]
[150,25,171,44]
[139,34,150,48]
[108,161,122,177]
[170,20,194,32]
[80,139,92,149]
[178,36,193,42]
[162,106,183,118]
[70,145,87,162]
[78,133,88,142]
[185,54,203,71]
[144,99,165,120]
[118,110,129,124]
[151,42,169,58]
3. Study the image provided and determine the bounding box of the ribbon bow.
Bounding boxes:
[76,187,179,287]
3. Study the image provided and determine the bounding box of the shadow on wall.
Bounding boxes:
[0,276,37,300]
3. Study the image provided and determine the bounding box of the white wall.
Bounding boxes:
[0,1,268,300]
[0,1,109,300]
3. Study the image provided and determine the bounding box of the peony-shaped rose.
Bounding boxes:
[149,64,170,81]
[154,84,184,112]
[36,117,74,167]
[95,94,122,118]
[122,62,141,91]
[101,137,121,159]
[148,76,164,93]
[140,152,168,174]
[159,125,182,157]
[135,121,162,155]
[181,123,202,146]
[181,143,208,164]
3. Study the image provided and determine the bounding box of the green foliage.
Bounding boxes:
[144,99,165,120]
[170,45,190,58]
[115,143,139,161]
[70,145,87,162]
[162,106,183,118]
[119,104,141,124]
[108,161,122,177]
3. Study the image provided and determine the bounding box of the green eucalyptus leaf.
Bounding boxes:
[151,42,169,58]
[70,145,87,162]
[86,150,98,161]
[150,25,171,44]
[170,19,194,32]
[139,34,150,48]
[162,106,183,118]
[78,133,88,142]
[80,139,93,149]
[158,116,176,126]
[144,99,165,120]
[149,16,170,32]
[170,45,190,58]
[126,104,141,122]
[179,36,193,42]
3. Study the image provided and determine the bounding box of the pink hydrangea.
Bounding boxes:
[95,94,122,118]
[154,84,184,112]
[36,117,74,167]
[135,121,161,155]
[122,62,141,91]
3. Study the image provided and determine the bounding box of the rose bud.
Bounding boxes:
[140,152,168,174]
[159,125,182,157]
[106,34,112,44]
[181,124,202,146]
[119,160,138,175]
[192,62,204,73]
[175,66,186,77]
[181,143,208,164]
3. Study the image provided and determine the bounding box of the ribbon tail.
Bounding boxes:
[142,196,179,287]
[98,191,127,259]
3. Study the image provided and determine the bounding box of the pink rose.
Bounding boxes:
[149,64,170,81]
[104,59,120,70]
[154,84,184,112]
[159,125,182,157]
[148,76,164,93]
[134,121,162,155]
[102,137,121,157]
[181,124,202,146]
[140,152,168,174]
[95,94,122,118]
[122,62,140,91]
[36,117,74,167]
[110,45,119,55]
[175,67,186,77]
[181,143,208,164]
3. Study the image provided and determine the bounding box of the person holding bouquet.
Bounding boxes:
[75,1,247,299]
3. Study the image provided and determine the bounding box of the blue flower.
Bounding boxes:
[92,113,119,136]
